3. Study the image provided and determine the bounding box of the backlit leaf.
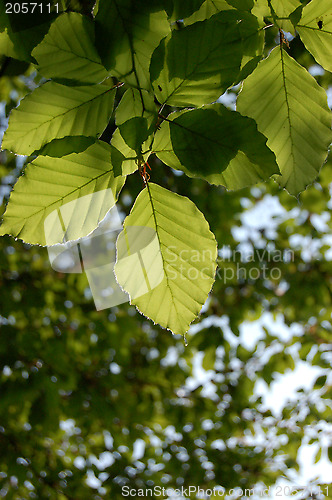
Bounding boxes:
[226,0,253,10]
[2,82,116,155]
[114,183,217,335]
[252,0,301,33]
[272,0,301,33]
[32,12,108,85]
[185,0,234,24]
[119,117,149,154]
[0,142,125,245]
[237,46,332,195]
[115,88,156,127]
[36,136,96,157]
[170,0,206,20]
[297,0,332,73]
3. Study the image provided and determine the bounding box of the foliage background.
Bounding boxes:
[0,0,332,498]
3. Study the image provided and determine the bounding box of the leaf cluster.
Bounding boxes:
[0,0,331,336]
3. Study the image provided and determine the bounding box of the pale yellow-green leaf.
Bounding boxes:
[2,82,116,155]
[271,0,301,33]
[0,142,125,245]
[114,183,217,335]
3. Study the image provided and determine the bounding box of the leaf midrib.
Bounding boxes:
[146,183,183,325]
[279,47,296,184]
[297,24,332,35]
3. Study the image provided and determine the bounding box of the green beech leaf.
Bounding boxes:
[114,183,217,335]
[289,6,304,29]
[269,0,301,18]
[0,58,29,77]
[170,108,243,174]
[314,447,322,464]
[314,375,327,389]
[95,0,170,90]
[237,46,332,195]
[251,0,270,20]
[151,10,261,106]
[0,142,125,246]
[297,0,332,73]
[169,104,278,179]
[328,447,332,463]
[153,107,279,189]
[2,82,116,155]
[32,12,108,85]
[254,0,301,19]
[110,130,140,177]
[185,1,263,82]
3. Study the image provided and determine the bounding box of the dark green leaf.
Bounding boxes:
[314,375,327,389]
[151,10,262,106]
[36,136,96,157]
[0,142,125,245]
[225,0,253,10]
[114,183,217,335]
[156,105,279,188]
